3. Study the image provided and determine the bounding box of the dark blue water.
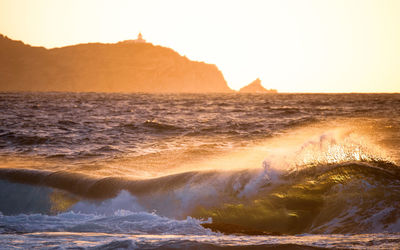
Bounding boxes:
[0,93,399,249]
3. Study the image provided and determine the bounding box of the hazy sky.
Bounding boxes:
[1,0,399,92]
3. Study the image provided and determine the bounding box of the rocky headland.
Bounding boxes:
[0,34,232,93]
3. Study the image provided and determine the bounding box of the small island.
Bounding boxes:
[239,78,277,93]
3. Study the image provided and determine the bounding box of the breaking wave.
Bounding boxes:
[0,130,399,235]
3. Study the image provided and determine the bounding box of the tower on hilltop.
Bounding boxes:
[119,32,147,44]
[135,33,146,43]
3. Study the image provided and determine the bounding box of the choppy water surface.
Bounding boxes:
[0,93,399,249]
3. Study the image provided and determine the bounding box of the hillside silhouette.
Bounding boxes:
[0,35,232,93]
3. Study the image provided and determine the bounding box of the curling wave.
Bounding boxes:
[0,160,399,235]
[0,130,399,235]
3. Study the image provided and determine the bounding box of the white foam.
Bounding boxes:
[1,232,399,249]
[72,190,145,215]
[0,209,213,235]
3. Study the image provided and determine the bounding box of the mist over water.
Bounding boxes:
[0,93,400,249]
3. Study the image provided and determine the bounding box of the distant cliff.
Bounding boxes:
[0,35,232,93]
[239,78,277,93]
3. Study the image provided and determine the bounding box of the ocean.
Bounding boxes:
[0,92,399,249]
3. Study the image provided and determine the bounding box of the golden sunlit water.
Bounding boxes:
[0,93,399,249]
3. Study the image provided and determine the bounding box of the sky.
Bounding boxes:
[1,0,399,92]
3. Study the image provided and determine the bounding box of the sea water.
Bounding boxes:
[0,93,399,249]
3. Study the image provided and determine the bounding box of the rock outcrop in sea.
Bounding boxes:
[239,78,277,93]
